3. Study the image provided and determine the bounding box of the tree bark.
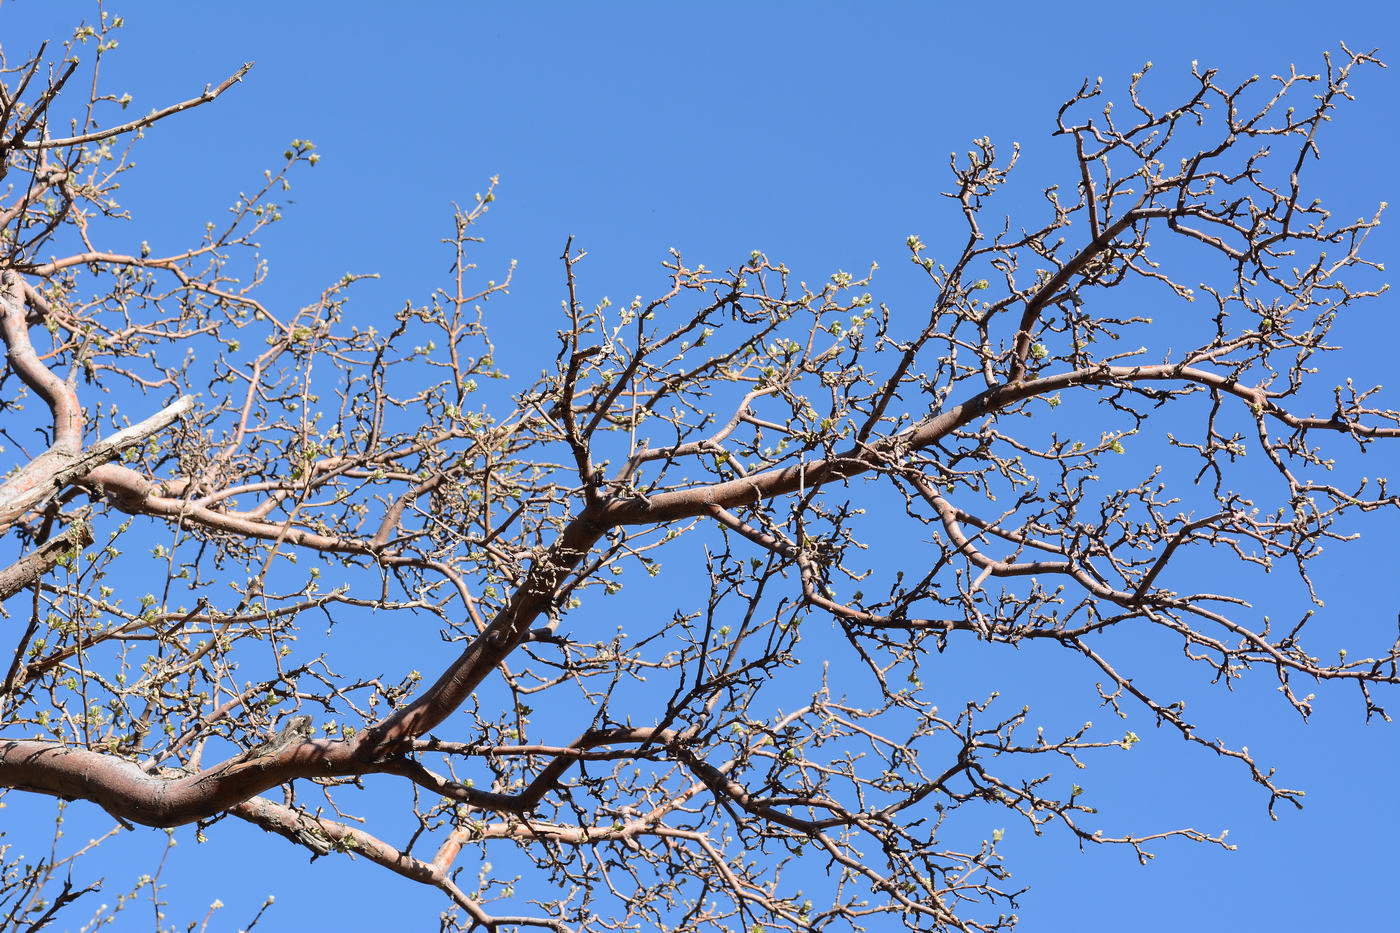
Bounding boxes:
[0,513,93,603]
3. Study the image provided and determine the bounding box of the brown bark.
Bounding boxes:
[0,514,92,604]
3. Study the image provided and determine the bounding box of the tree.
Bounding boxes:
[1,15,1396,931]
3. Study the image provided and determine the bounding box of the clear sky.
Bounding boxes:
[4,1,1399,930]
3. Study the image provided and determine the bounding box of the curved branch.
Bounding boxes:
[3,64,252,152]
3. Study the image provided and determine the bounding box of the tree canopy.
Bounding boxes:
[0,14,1396,932]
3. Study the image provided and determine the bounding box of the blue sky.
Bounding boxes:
[4,2,1400,930]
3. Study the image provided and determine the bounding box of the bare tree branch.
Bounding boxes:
[0,26,1393,932]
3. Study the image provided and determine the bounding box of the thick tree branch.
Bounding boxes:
[0,511,91,603]
[0,396,194,533]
